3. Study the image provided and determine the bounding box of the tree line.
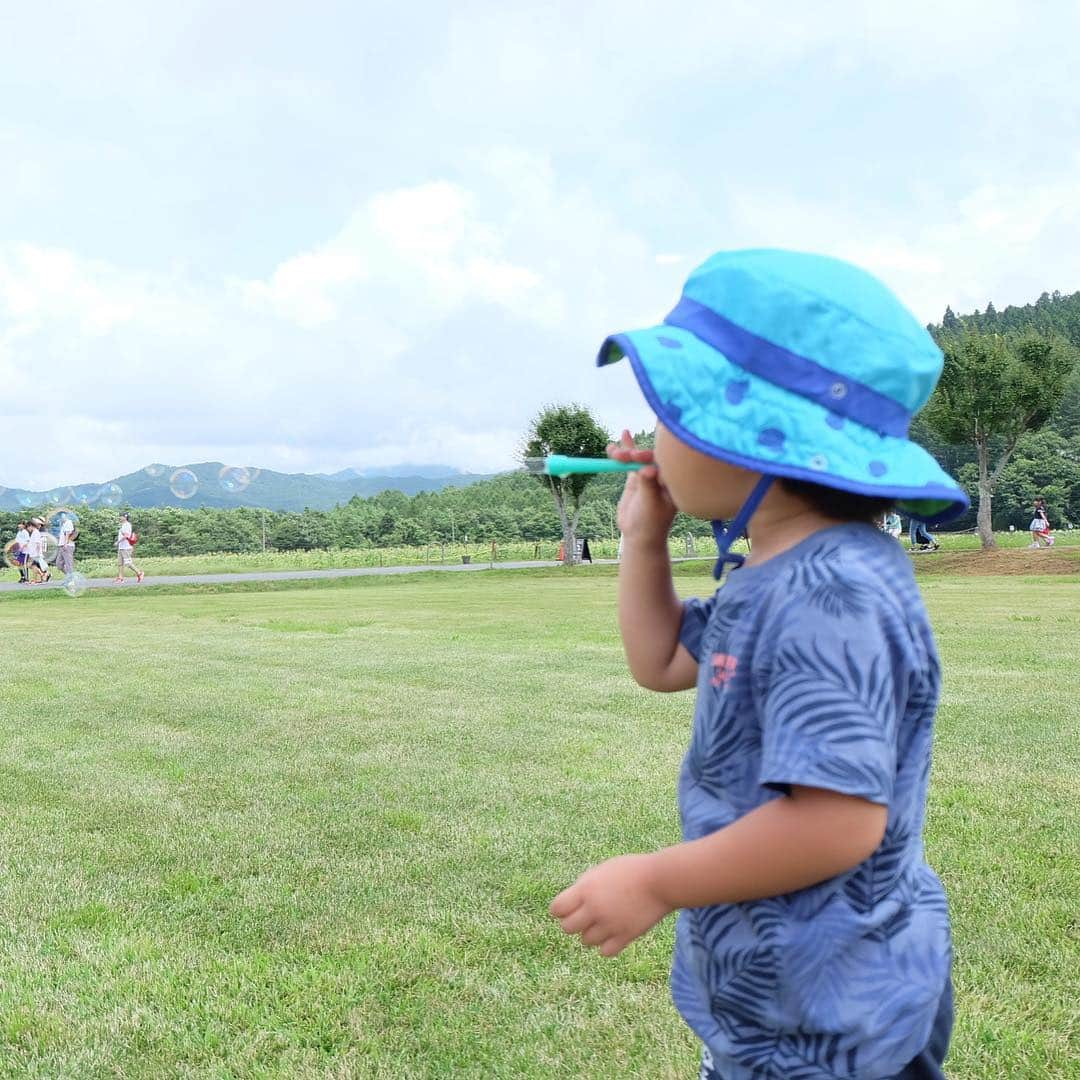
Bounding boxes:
[0,469,678,560]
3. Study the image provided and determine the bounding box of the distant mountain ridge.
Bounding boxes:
[0,462,496,513]
[323,464,465,481]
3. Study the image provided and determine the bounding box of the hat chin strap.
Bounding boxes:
[710,476,774,580]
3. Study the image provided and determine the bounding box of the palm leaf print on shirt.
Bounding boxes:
[764,637,898,804]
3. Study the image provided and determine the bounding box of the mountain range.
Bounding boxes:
[0,463,497,513]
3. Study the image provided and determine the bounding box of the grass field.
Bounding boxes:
[25,526,1080,582]
[0,566,1076,1077]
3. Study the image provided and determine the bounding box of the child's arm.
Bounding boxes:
[611,433,698,692]
[551,785,887,957]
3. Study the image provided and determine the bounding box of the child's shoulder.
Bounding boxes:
[776,522,914,591]
[742,523,926,634]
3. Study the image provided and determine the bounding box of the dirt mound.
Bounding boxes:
[912,547,1080,576]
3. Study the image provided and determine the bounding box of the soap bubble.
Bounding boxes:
[42,532,59,564]
[218,465,251,493]
[96,483,124,507]
[144,464,166,478]
[19,494,36,508]
[3,539,20,568]
[170,468,198,500]
[47,508,79,537]
[62,572,89,598]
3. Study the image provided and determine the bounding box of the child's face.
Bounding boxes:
[653,422,760,520]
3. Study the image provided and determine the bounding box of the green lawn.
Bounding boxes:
[0,568,1076,1077]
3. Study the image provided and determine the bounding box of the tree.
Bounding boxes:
[923,329,1079,548]
[522,404,610,565]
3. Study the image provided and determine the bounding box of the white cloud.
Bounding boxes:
[6,142,1078,491]
[2,1,1077,492]
[0,167,663,489]
[240,180,563,333]
[243,250,368,328]
[0,246,136,335]
[724,160,1080,322]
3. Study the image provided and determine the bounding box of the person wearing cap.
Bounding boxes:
[114,512,144,584]
[26,517,51,584]
[550,250,965,1079]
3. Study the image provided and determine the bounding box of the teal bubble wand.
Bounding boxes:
[523,455,645,478]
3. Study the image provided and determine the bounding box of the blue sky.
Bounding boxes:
[2,1,1078,489]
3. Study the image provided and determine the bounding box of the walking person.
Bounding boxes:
[26,517,51,584]
[909,516,939,551]
[13,520,30,583]
[114,512,144,584]
[1029,497,1054,548]
[55,514,77,575]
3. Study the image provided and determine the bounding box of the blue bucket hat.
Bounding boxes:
[597,249,968,572]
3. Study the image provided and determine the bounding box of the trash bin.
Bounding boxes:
[462,555,471,564]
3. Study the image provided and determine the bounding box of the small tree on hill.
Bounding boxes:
[522,404,610,565]
[923,329,1078,549]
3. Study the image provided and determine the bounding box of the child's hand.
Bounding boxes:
[609,430,677,543]
[550,853,673,957]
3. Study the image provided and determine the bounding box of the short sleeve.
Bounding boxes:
[759,609,902,805]
[678,594,717,662]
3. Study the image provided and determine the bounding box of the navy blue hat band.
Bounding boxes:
[663,297,912,439]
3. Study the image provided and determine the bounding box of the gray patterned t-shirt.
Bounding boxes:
[673,522,950,1079]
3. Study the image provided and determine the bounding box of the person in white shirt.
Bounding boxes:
[27,518,50,583]
[56,514,76,575]
[114,512,144,584]
[14,521,30,583]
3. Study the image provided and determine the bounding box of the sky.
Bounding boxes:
[1,0,1079,490]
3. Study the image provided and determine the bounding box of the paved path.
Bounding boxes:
[0,559,585,593]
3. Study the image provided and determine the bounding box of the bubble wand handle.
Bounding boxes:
[542,455,645,478]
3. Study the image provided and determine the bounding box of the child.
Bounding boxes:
[550,250,968,1079]
[13,521,30,583]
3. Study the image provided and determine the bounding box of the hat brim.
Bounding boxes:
[599,325,969,524]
